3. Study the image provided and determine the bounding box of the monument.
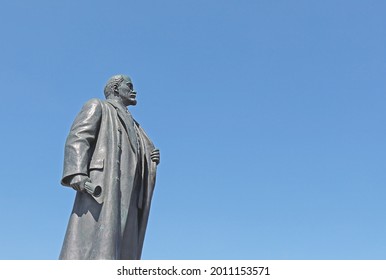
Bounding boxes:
[60,75,160,259]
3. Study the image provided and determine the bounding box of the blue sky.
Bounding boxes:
[0,0,385,259]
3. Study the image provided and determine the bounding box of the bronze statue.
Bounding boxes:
[60,75,160,259]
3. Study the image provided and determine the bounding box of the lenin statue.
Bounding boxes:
[60,75,160,259]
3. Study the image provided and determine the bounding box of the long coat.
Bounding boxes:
[60,98,157,259]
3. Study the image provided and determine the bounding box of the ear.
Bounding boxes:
[113,84,119,94]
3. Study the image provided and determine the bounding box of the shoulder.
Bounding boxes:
[80,98,105,113]
[83,98,103,107]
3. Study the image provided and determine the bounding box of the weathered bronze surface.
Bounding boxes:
[60,75,160,259]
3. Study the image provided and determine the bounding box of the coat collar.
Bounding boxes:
[106,99,138,154]
[106,99,127,112]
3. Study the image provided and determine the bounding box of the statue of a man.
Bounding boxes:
[60,74,160,259]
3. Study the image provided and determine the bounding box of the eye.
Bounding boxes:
[127,83,133,90]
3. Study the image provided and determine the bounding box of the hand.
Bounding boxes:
[150,148,160,165]
[69,174,90,191]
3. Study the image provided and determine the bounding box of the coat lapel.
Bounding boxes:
[106,100,137,154]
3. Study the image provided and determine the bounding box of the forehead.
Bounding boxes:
[122,76,133,84]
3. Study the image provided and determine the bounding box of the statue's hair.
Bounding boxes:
[104,75,126,98]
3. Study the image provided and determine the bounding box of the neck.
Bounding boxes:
[107,96,128,107]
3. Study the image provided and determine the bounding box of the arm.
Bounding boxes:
[61,99,102,188]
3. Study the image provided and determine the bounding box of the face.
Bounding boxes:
[117,76,137,106]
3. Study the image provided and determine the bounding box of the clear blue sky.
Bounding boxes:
[0,0,385,259]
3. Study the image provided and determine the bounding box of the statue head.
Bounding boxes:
[104,74,137,106]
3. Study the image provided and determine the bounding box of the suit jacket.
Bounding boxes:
[60,98,157,259]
